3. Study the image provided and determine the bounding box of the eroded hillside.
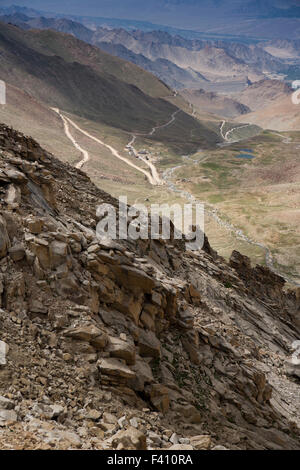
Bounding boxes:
[0,125,299,449]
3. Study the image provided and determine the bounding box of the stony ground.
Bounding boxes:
[0,124,299,450]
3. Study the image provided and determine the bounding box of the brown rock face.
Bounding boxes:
[0,124,299,450]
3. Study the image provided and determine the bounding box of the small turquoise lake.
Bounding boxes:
[235,149,255,159]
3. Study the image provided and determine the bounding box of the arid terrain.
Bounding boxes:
[0,124,300,450]
[0,1,300,453]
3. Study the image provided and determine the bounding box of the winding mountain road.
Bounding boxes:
[52,108,156,184]
[53,106,299,286]
[126,109,181,185]
[51,108,89,170]
[220,119,252,142]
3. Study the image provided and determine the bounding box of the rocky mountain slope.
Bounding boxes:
[0,124,300,450]
[238,94,300,131]
[232,80,300,131]
[233,80,292,112]
[0,22,220,152]
[0,22,172,133]
[96,42,209,91]
[180,89,251,119]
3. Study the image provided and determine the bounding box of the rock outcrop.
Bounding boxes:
[0,124,299,450]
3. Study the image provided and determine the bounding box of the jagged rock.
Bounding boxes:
[140,310,155,331]
[170,432,179,444]
[29,238,50,270]
[130,355,154,391]
[98,358,136,380]
[146,383,170,414]
[0,340,9,366]
[5,184,21,206]
[106,336,136,365]
[4,167,27,184]
[0,396,14,410]
[152,292,162,306]
[103,412,118,425]
[64,325,108,350]
[25,216,44,234]
[147,431,162,446]
[30,299,48,315]
[111,427,147,450]
[49,241,68,268]
[112,265,155,293]
[0,124,299,450]
[0,409,17,425]
[189,435,211,450]
[138,330,161,358]
[8,243,25,262]
[113,294,143,325]
[172,403,202,424]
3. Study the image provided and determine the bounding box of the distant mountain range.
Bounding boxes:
[0,12,295,90]
[1,2,300,39]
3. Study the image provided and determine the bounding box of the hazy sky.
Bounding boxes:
[1,0,296,17]
[0,1,299,29]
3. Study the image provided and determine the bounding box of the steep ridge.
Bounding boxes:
[97,42,209,90]
[0,21,169,99]
[233,79,292,112]
[0,124,300,449]
[180,89,251,119]
[238,94,300,131]
[0,22,219,152]
[0,23,173,133]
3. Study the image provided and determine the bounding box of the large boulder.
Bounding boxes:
[112,265,155,293]
[111,427,147,450]
[64,324,108,350]
[106,336,136,365]
[49,240,68,269]
[146,383,170,414]
[98,358,136,380]
[138,330,161,358]
[189,435,211,450]
[130,355,154,391]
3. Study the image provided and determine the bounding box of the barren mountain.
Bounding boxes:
[180,89,250,119]
[95,42,209,90]
[238,94,300,131]
[0,14,290,89]
[92,29,265,83]
[233,80,292,112]
[0,22,219,152]
[260,39,300,60]
[0,124,300,449]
